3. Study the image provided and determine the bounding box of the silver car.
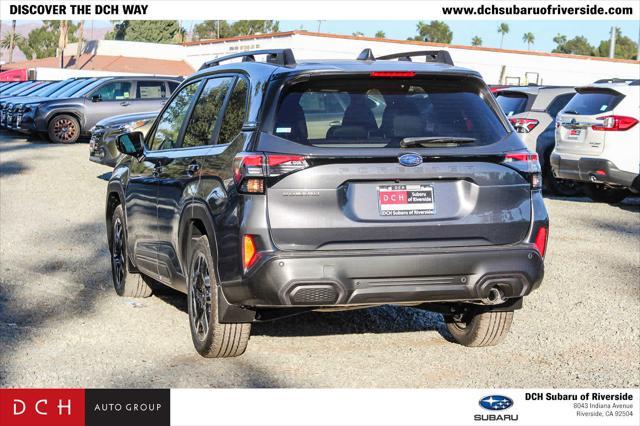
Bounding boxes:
[89,111,158,167]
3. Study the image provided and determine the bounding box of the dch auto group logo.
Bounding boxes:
[0,389,85,426]
[474,395,518,422]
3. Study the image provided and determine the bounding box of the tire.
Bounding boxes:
[47,114,80,144]
[583,183,629,204]
[187,235,251,358]
[110,205,153,298]
[445,310,513,347]
[543,164,581,196]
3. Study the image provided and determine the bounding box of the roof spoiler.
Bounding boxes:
[356,49,454,66]
[199,49,296,70]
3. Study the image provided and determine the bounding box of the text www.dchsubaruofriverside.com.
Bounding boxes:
[442,3,634,16]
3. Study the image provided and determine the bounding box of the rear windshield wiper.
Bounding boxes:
[562,110,579,115]
[400,136,476,148]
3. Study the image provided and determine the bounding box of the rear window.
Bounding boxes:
[273,77,507,148]
[495,92,529,116]
[561,90,623,115]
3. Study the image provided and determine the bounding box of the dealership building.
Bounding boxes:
[1,30,638,84]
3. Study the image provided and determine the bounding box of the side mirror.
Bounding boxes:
[116,131,145,158]
[91,94,102,102]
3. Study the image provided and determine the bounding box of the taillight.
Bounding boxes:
[233,153,308,194]
[242,234,258,270]
[533,226,548,257]
[592,115,639,131]
[509,117,539,133]
[502,151,542,189]
[370,71,416,78]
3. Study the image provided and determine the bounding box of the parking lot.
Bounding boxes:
[0,131,638,388]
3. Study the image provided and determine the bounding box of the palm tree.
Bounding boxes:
[497,23,509,48]
[8,20,17,63]
[76,20,84,64]
[58,20,70,67]
[0,32,24,64]
[522,32,535,50]
[375,30,386,39]
[471,36,482,46]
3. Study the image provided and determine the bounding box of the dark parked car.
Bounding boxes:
[107,49,549,357]
[1,78,97,129]
[495,86,579,195]
[17,76,181,143]
[89,111,158,166]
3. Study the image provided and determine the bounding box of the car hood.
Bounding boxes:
[96,111,159,127]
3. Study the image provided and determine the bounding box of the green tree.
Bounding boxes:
[414,20,453,43]
[191,20,279,41]
[471,36,482,46]
[0,21,22,63]
[374,30,386,39]
[596,29,638,59]
[18,20,78,60]
[352,31,364,37]
[552,35,595,56]
[553,33,567,48]
[497,23,509,48]
[106,20,182,44]
[522,32,535,50]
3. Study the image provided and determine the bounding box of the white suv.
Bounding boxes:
[551,81,639,203]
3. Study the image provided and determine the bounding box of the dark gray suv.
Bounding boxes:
[18,76,181,143]
[107,49,549,358]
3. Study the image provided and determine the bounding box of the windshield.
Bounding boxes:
[3,82,34,95]
[273,77,507,148]
[495,92,529,116]
[34,80,73,97]
[561,90,623,115]
[73,78,111,97]
[51,78,98,98]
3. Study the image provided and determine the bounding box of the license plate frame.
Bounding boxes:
[377,184,435,216]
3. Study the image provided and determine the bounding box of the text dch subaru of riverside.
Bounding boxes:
[106,49,549,357]
[552,80,639,203]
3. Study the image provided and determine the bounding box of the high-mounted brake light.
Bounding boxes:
[233,153,309,193]
[509,117,539,133]
[370,71,416,78]
[242,235,258,270]
[592,115,638,131]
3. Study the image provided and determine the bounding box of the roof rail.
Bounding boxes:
[377,50,454,66]
[593,78,639,85]
[198,49,296,71]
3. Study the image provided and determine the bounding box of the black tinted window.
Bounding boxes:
[562,91,623,115]
[182,77,233,148]
[496,93,529,116]
[149,81,200,151]
[137,81,166,99]
[168,81,180,93]
[274,77,507,147]
[217,78,248,145]
[546,93,575,117]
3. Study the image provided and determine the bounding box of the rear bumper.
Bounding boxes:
[222,245,544,308]
[550,152,638,189]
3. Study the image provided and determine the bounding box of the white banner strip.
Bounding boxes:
[171,388,640,426]
[1,0,639,20]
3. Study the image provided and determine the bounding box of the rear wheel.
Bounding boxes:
[187,235,251,358]
[445,310,513,347]
[110,205,153,298]
[583,183,629,204]
[48,114,80,144]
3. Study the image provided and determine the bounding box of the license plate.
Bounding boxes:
[378,184,435,216]
[566,128,582,140]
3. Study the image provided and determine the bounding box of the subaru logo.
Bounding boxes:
[398,153,422,167]
[479,395,513,411]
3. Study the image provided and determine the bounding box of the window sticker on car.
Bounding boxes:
[600,104,608,111]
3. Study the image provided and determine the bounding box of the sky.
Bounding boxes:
[11,19,640,53]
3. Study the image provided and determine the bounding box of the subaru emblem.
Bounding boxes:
[479,395,513,411]
[398,153,422,167]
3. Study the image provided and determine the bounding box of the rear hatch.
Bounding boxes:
[555,87,625,156]
[254,74,536,251]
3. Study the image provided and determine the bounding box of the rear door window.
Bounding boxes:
[136,81,167,99]
[217,77,249,145]
[495,92,529,116]
[561,90,623,115]
[182,77,233,148]
[273,77,507,147]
